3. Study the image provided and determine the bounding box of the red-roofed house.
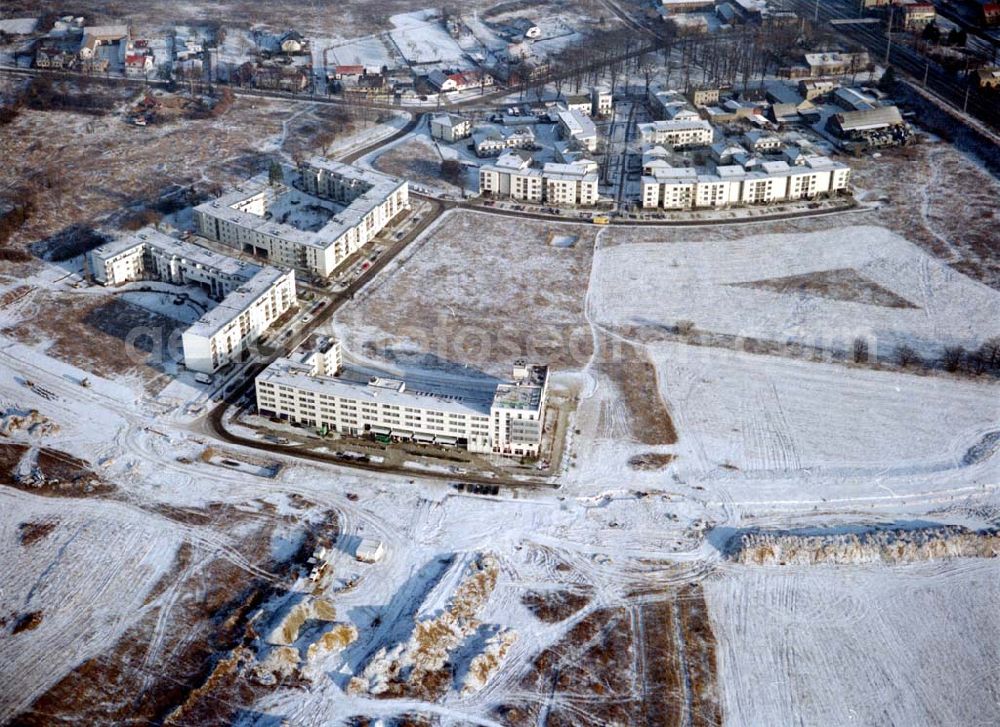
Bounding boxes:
[125,53,154,77]
[427,69,494,93]
[895,0,936,30]
[983,3,1000,27]
[332,65,365,80]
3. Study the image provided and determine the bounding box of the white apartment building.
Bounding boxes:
[87,227,296,373]
[562,94,593,116]
[430,113,472,142]
[472,125,536,157]
[638,119,714,148]
[543,161,600,206]
[592,88,613,117]
[479,151,544,202]
[194,159,408,279]
[742,130,783,152]
[641,156,851,210]
[255,338,550,458]
[556,109,598,152]
[479,152,599,206]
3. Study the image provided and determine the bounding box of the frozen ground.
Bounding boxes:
[591,225,1000,360]
[0,490,185,722]
[388,11,466,67]
[706,559,1000,727]
[2,80,999,723]
[652,342,1000,479]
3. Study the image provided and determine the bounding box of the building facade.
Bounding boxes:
[194,160,408,278]
[638,119,714,148]
[641,156,851,210]
[87,227,296,373]
[430,113,472,142]
[556,109,599,152]
[255,338,550,458]
[479,152,599,206]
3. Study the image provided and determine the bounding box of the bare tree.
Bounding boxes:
[941,345,965,373]
[852,337,869,363]
[896,344,920,368]
[978,337,1000,372]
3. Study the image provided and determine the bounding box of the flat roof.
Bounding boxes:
[542,161,598,182]
[91,228,261,280]
[640,119,712,133]
[186,266,290,338]
[195,161,406,251]
[258,361,494,418]
[557,109,597,138]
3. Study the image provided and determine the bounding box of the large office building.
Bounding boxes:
[194,159,408,279]
[641,156,851,210]
[87,227,296,373]
[255,337,550,458]
[478,151,599,206]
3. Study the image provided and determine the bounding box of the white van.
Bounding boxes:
[194,373,214,385]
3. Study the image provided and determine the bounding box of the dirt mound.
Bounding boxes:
[727,524,1000,565]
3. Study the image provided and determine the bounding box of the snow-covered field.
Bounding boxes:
[592,225,1000,359]
[325,35,398,70]
[388,11,466,66]
[706,560,1000,727]
[2,80,999,724]
[0,491,184,722]
[653,342,1000,478]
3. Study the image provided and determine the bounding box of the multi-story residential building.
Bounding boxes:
[556,109,598,152]
[803,51,870,76]
[561,93,593,116]
[688,87,721,107]
[742,130,783,152]
[430,113,472,142]
[87,227,296,373]
[641,156,851,210]
[472,125,536,156]
[255,338,550,458]
[638,119,714,148]
[895,0,936,30]
[974,67,1000,89]
[543,161,600,206]
[194,159,408,278]
[592,88,614,117]
[478,151,544,202]
[983,3,1000,27]
[479,152,599,206]
[798,79,838,100]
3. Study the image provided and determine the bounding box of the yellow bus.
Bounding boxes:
[592,215,611,225]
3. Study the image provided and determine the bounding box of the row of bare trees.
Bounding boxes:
[856,337,1000,377]
[501,15,847,104]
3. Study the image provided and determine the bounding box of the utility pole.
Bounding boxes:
[923,60,929,86]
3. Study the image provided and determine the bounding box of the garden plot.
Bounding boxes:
[332,210,598,374]
[592,225,1000,359]
[651,342,1000,477]
[705,559,1000,727]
